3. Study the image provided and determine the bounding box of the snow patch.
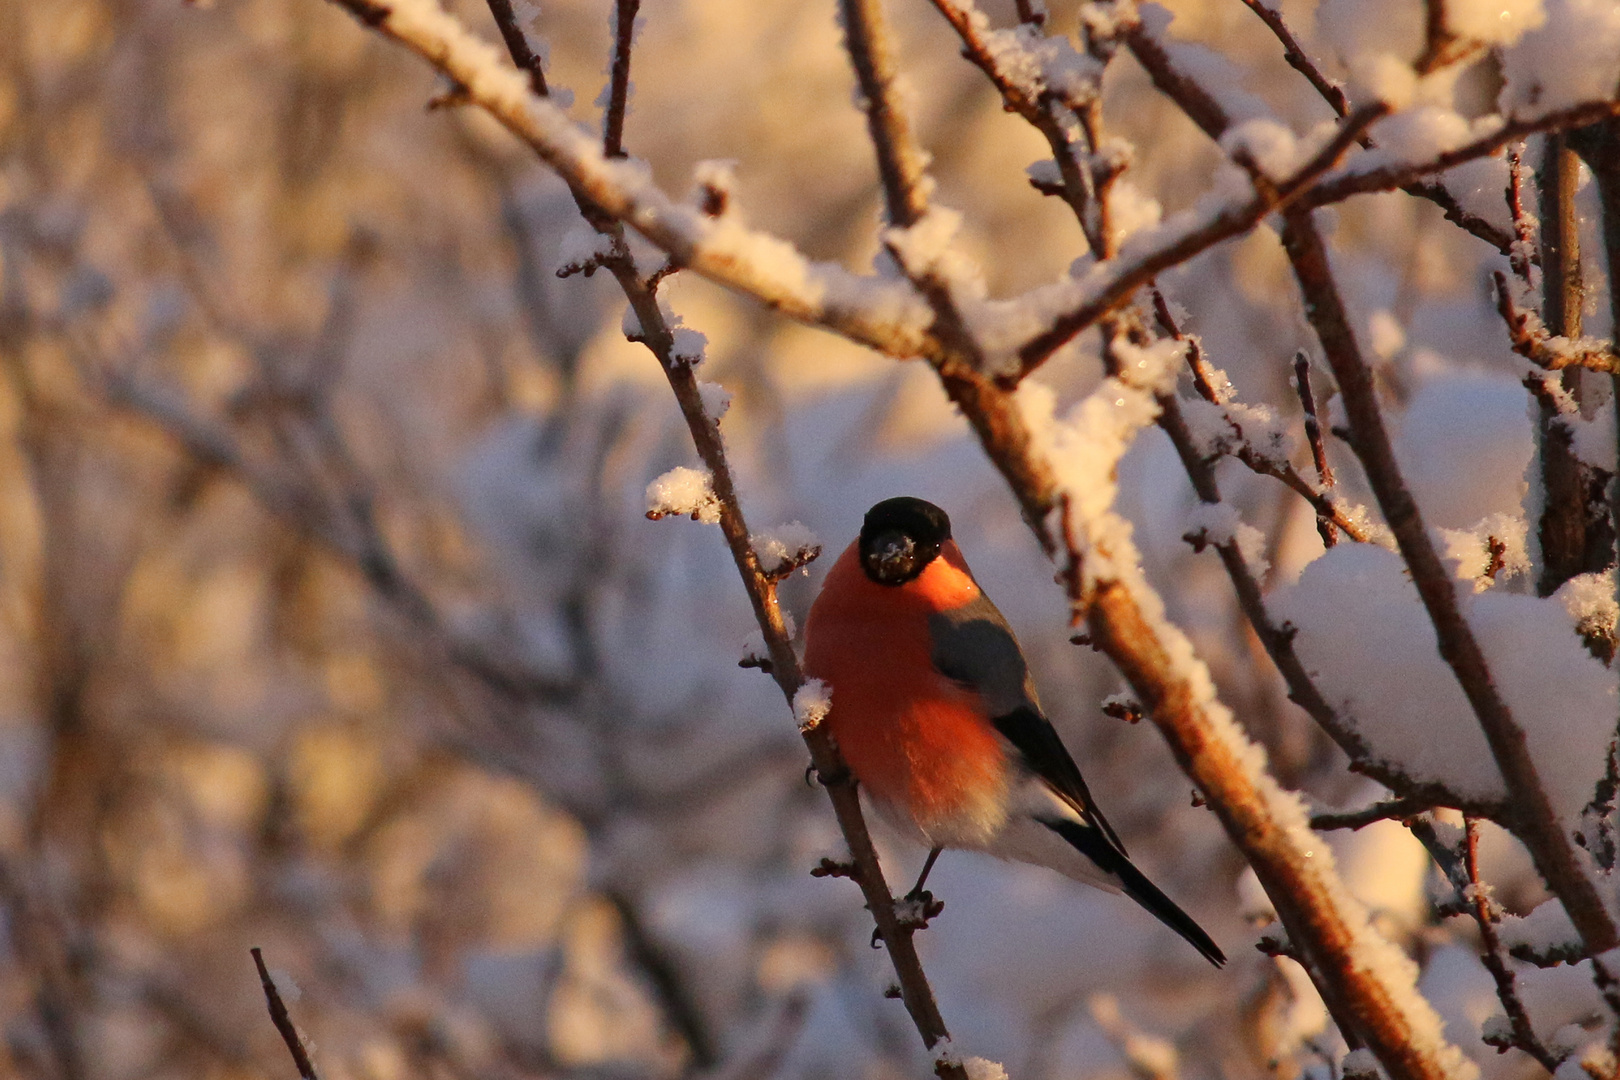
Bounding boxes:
[645,466,720,523]
[1273,543,1617,820]
[751,523,821,576]
[793,679,833,732]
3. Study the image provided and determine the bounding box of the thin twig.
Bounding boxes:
[1014,104,1386,376]
[1303,101,1620,212]
[1310,797,1436,832]
[1235,0,1348,117]
[1294,353,1337,547]
[926,0,1100,239]
[1123,22,1234,144]
[1462,819,1560,1071]
[250,949,319,1080]
[840,0,930,228]
[1136,311,1457,807]
[1279,204,1620,957]
[483,0,546,95]
[1231,0,1516,254]
[1151,294,1372,544]
[602,0,639,159]
[1152,289,1221,404]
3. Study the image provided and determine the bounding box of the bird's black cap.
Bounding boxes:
[859,497,951,586]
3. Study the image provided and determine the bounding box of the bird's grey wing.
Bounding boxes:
[929,594,1129,858]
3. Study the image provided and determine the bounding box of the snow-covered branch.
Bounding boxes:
[1280,204,1620,958]
[324,0,941,363]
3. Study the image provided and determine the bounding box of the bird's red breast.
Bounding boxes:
[803,539,1010,840]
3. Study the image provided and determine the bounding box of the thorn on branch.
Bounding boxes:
[739,652,775,675]
[884,984,903,999]
[811,857,856,880]
[1484,536,1508,582]
[699,182,728,218]
[1191,789,1207,809]
[1102,697,1143,724]
[556,256,605,279]
[1028,175,1067,199]
[646,256,682,293]
[1256,930,1298,961]
[426,81,472,110]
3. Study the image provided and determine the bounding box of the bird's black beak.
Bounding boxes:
[864,529,918,584]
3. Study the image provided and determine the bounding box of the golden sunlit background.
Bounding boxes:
[1,0,1611,1079]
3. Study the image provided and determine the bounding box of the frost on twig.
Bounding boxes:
[751,523,821,580]
[1494,272,1620,376]
[1458,818,1560,1070]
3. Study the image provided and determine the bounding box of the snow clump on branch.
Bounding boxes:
[645,466,720,523]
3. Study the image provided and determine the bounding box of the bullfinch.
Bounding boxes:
[803,496,1226,967]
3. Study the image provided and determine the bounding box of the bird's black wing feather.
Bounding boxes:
[1044,818,1226,967]
[993,705,1129,858]
[928,597,1131,859]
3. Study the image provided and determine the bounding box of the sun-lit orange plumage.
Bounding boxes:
[804,540,1008,836]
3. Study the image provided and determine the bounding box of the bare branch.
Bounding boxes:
[602,0,639,158]
[840,0,930,228]
[1235,0,1348,118]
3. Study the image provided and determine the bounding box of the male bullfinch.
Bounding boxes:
[803,497,1225,967]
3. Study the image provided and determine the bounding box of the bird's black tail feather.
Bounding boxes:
[1046,819,1226,968]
